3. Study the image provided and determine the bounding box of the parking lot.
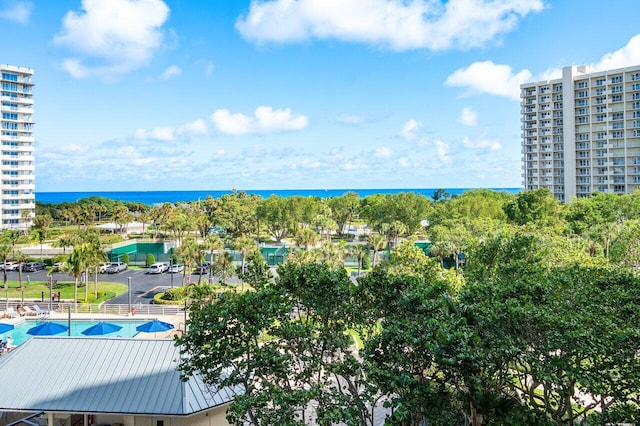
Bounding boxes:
[1,266,225,305]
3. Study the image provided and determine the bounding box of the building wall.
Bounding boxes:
[88,405,232,426]
[521,64,640,201]
[0,64,35,230]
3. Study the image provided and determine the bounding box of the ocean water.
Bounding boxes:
[36,188,521,205]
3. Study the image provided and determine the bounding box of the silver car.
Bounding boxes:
[106,262,127,274]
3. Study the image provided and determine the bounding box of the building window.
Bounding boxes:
[611,94,623,102]
[611,75,623,83]
[611,85,623,93]
[1,82,18,92]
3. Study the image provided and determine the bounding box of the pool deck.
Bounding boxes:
[0,311,185,339]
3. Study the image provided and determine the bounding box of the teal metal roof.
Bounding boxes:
[0,337,238,415]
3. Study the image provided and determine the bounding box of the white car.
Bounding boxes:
[1,261,18,271]
[148,262,169,274]
[169,263,185,273]
[99,262,111,273]
[106,262,127,274]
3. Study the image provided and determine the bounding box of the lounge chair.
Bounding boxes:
[32,305,49,317]
[21,306,37,316]
[6,307,19,318]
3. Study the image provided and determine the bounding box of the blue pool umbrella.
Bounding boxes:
[27,321,68,336]
[136,319,174,333]
[81,321,123,336]
[0,323,14,334]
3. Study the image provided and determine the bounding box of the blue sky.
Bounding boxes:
[3,0,640,192]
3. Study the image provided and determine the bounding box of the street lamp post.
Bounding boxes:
[48,276,52,312]
[127,277,132,316]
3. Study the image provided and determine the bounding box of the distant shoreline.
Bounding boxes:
[36,187,522,205]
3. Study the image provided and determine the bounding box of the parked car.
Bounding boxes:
[99,262,111,273]
[194,261,211,274]
[105,262,128,274]
[169,263,185,273]
[148,262,169,274]
[0,261,18,271]
[22,262,46,272]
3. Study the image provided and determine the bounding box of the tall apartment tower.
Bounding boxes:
[0,65,35,230]
[521,64,640,201]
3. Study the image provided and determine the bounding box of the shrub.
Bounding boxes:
[146,253,155,267]
[162,287,185,301]
[122,253,130,264]
[361,253,371,270]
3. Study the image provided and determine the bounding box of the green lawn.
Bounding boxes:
[0,279,127,303]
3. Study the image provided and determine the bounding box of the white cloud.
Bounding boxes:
[374,147,392,158]
[54,0,170,78]
[434,139,451,163]
[400,119,421,140]
[446,34,640,100]
[211,106,308,135]
[593,34,640,72]
[458,107,478,126]
[135,119,208,141]
[446,60,532,100]
[463,136,501,151]
[0,0,33,24]
[160,65,181,80]
[59,143,88,154]
[300,159,324,169]
[236,0,543,51]
[342,159,368,170]
[398,157,411,168]
[182,119,208,135]
[337,114,366,124]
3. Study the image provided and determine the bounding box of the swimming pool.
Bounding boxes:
[0,319,148,346]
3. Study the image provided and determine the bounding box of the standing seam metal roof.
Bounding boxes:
[0,337,239,415]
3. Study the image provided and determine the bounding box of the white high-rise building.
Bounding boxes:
[521,65,640,201]
[1,65,35,230]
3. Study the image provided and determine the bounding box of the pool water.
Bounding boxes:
[0,319,147,346]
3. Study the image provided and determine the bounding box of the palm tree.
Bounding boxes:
[295,228,321,251]
[68,243,92,311]
[367,233,388,267]
[13,250,29,305]
[176,237,203,285]
[203,234,224,283]
[316,241,346,268]
[53,235,75,255]
[348,243,370,277]
[430,240,457,269]
[213,251,236,285]
[233,236,256,290]
[0,243,11,309]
